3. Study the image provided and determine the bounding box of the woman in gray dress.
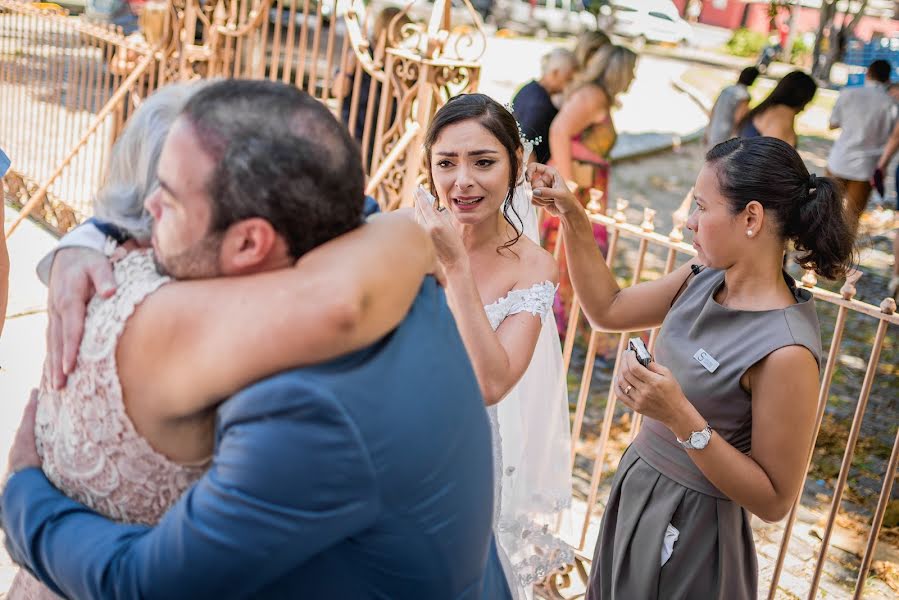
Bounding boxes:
[529,136,854,599]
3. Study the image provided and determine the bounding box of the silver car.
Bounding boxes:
[491,0,597,37]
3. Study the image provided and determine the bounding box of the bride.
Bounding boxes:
[414,93,573,598]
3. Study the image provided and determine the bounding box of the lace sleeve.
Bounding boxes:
[504,281,557,320]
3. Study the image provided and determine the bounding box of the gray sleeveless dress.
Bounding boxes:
[587,267,822,600]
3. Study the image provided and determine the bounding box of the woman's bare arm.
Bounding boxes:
[666,346,820,521]
[530,162,699,332]
[732,99,750,134]
[549,86,607,183]
[443,252,558,406]
[118,212,434,417]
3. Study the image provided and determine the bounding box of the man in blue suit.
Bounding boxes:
[1,80,510,600]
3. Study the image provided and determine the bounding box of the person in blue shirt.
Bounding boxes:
[2,80,510,600]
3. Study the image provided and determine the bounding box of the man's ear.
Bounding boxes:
[218,218,281,274]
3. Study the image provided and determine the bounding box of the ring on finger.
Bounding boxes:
[624,384,633,396]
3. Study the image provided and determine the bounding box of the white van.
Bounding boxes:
[611,0,693,46]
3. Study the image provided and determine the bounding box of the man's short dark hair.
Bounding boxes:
[181,79,364,259]
[868,60,892,84]
[738,66,760,87]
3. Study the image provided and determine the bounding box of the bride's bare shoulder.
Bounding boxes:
[511,237,559,286]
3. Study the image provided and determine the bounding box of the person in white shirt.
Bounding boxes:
[827,59,897,232]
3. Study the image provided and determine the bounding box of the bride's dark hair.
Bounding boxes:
[424,93,524,253]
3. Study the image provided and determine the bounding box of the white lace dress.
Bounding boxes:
[8,249,209,600]
[484,281,574,600]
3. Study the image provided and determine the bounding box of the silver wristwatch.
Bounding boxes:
[677,424,712,451]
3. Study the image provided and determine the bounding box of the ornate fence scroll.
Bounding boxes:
[0,0,155,232]
[2,0,485,234]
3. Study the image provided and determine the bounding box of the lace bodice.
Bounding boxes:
[484,281,557,332]
[10,250,208,600]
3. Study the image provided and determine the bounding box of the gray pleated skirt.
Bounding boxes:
[587,446,758,600]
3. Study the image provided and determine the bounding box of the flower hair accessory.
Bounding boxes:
[503,101,542,154]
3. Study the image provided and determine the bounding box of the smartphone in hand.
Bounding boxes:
[628,338,653,368]
[414,185,437,207]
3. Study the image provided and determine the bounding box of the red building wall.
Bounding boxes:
[669,1,899,40]
[671,0,745,29]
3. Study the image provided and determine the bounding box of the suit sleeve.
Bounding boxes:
[1,379,380,599]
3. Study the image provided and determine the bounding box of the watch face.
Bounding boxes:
[690,430,709,449]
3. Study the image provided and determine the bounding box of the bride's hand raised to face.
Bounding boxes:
[527,163,581,218]
[414,186,468,272]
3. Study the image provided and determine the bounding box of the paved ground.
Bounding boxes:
[0,205,54,594]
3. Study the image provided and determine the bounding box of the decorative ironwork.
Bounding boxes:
[2,0,484,228]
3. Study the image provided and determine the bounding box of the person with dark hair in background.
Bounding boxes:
[705,66,760,150]
[2,80,511,600]
[827,59,897,232]
[415,93,571,598]
[739,70,817,147]
[530,136,854,599]
[332,6,412,163]
[511,47,577,164]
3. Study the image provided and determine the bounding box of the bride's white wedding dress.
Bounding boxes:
[484,160,573,599]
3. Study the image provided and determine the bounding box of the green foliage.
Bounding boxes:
[790,35,811,62]
[725,28,768,58]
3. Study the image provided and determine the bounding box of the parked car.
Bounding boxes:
[491,0,596,37]
[611,0,692,47]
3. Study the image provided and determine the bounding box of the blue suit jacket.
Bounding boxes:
[1,278,511,600]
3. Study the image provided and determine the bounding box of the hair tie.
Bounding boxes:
[808,173,818,194]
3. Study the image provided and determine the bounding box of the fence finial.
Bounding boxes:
[614,198,628,223]
[801,269,818,289]
[839,269,862,300]
[880,296,897,315]
[669,210,686,243]
[641,208,656,233]
[587,189,604,214]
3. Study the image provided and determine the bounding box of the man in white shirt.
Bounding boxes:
[827,59,897,232]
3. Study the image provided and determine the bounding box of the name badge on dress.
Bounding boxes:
[693,349,720,373]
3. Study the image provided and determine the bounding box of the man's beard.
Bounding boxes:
[154,232,224,280]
